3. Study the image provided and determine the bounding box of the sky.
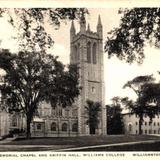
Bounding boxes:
[49,8,160,104]
[1,8,160,105]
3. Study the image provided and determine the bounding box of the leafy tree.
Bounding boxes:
[0,8,88,52]
[123,75,155,94]
[105,8,160,64]
[0,50,80,138]
[121,75,159,134]
[0,8,88,138]
[85,100,101,134]
[106,96,124,135]
[138,82,160,123]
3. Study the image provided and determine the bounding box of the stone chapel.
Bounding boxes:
[0,15,106,137]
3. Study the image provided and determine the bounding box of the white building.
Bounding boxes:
[123,113,160,135]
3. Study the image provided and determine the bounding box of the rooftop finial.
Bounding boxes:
[87,23,91,31]
[70,20,75,32]
[80,12,86,33]
[97,15,102,26]
[70,20,76,41]
[80,10,86,23]
[97,15,102,39]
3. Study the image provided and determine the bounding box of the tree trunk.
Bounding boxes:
[26,115,32,139]
[139,115,143,135]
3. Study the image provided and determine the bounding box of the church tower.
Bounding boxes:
[70,15,106,135]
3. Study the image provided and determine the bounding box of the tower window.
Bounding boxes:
[74,46,77,61]
[77,43,80,60]
[87,42,91,63]
[92,43,97,64]
[91,87,95,93]
[59,108,62,116]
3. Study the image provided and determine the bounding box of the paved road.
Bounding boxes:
[0,139,160,151]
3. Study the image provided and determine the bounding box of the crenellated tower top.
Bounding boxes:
[70,15,103,43]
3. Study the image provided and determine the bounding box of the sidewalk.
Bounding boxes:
[0,137,16,144]
[54,139,160,151]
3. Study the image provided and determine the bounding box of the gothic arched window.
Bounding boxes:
[77,43,80,60]
[74,46,77,61]
[72,123,78,132]
[62,123,67,131]
[87,42,91,63]
[12,115,18,127]
[51,122,56,131]
[92,43,97,64]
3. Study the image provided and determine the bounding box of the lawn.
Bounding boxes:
[6,135,160,146]
[0,135,160,151]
